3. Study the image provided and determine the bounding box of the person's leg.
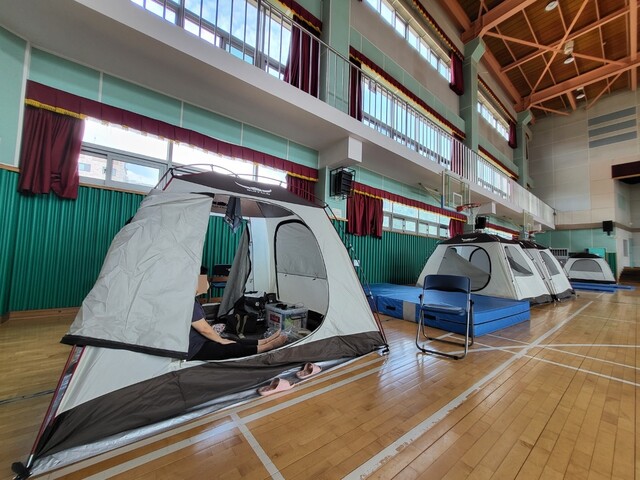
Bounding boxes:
[258,330,286,346]
[192,341,257,361]
[257,333,287,353]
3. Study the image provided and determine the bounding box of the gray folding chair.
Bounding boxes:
[416,274,474,360]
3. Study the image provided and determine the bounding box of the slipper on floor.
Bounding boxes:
[257,378,294,396]
[296,362,322,379]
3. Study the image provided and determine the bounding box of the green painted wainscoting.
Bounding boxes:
[332,219,439,286]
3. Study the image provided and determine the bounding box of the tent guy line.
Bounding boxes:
[56,355,387,479]
[343,301,593,480]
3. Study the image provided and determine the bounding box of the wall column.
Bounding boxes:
[514,110,532,188]
[459,38,485,154]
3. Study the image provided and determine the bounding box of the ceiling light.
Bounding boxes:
[564,54,575,64]
[576,92,586,99]
[545,1,558,11]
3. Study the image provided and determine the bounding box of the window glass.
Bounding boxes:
[392,218,403,230]
[383,214,390,228]
[404,220,416,232]
[112,159,161,187]
[172,143,254,176]
[394,203,417,217]
[78,152,107,180]
[380,1,393,24]
[256,164,287,185]
[83,119,168,160]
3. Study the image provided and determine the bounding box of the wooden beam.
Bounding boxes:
[530,0,590,94]
[631,0,638,91]
[435,0,470,31]
[567,92,577,110]
[586,73,623,109]
[521,56,640,108]
[502,6,629,73]
[461,0,537,42]
[436,0,522,105]
[485,32,625,66]
[531,105,570,116]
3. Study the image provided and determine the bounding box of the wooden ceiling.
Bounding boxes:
[437,0,640,117]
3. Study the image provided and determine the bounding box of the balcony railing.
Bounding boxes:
[132,0,554,227]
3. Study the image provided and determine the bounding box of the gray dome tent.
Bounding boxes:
[17,169,386,477]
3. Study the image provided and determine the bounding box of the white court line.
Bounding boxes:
[74,358,386,480]
[524,355,640,387]
[472,342,639,371]
[231,413,284,480]
[343,301,593,480]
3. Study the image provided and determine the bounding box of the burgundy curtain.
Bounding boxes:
[287,174,315,202]
[451,134,463,175]
[349,59,363,121]
[18,106,85,199]
[284,19,320,98]
[508,121,517,149]
[449,51,464,96]
[448,218,464,238]
[347,193,382,238]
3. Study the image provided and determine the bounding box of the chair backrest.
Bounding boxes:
[423,274,471,294]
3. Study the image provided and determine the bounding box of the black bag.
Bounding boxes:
[226,312,257,338]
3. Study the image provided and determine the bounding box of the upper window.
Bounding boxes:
[383,198,449,238]
[477,93,509,141]
[363,0,450,81]
[79,119,288,192]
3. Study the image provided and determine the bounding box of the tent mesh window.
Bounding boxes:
[540,251,560,275]
[437,246,491,291]
[572,259,603,273]
[504,246,533,276]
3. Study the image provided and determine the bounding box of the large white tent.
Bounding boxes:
[417,233,552,304]
[564,253,617,284]
[19,169,386,477]
[518,240,574,300]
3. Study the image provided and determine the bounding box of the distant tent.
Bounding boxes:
[18,169,386,477]
[518,240,574,300]
[564,253,616,284]
[417,233,552,304]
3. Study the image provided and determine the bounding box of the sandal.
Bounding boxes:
[257,378,294,396]
[295,362,322,379]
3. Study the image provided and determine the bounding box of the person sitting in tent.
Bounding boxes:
[188,267,287,361]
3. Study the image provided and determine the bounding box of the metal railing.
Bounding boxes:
[132,0,554,226]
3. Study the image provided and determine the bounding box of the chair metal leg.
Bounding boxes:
[415,305,474,360]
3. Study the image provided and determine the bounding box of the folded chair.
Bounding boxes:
[416,274,474,360]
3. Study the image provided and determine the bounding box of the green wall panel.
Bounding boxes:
[333,219,438,285]
[29,49,101,101]
[0,27,26,167]
[182,104,242,145]
[5,171,144,312]
[102,75,182,125]
[288,142,318,168]
[242,125,288,159]
[0,169,20,316]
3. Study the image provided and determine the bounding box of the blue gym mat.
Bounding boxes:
[570,282,635,292]
[367,283,530,336]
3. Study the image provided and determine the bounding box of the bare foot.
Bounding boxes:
[257,333,287,353]
[258,330,283,346]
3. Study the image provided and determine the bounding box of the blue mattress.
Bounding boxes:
[368,283,530,336]
[571,281,634,291]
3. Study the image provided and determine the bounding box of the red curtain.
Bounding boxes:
[448,218,465,238]
[349,59,362,121]
[449,51,464,96]
[347,193,382,238]
[284,19,320,98]
[508,121,517,149]
[25,81,319,182]
[287,175,315,202]
[18,106,85,199]
[451,134,464,175]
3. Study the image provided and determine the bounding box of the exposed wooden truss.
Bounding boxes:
[436,0,640,116]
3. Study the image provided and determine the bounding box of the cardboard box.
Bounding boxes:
[266,304,308,331]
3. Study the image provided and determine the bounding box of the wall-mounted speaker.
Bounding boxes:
[602,220,613,235]
[475,216,487,230]
[330,168,354,197]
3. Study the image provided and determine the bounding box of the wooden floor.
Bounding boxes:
[1,288,638,479]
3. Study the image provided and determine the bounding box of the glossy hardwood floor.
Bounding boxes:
[1,288,638,479]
